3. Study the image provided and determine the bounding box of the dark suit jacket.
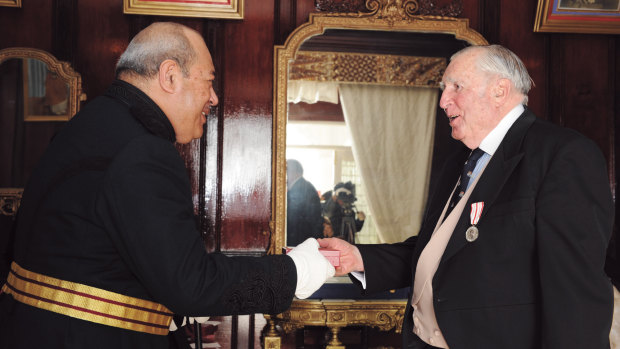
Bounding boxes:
[287,177,323,246]
[355,109,614,349]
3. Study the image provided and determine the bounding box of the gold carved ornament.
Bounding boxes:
[289,51,445,88]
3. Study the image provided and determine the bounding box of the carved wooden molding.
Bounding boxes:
[316,0,463,18]
[0,188,23,216]
[264,299,407,347]
[290,51,445,88]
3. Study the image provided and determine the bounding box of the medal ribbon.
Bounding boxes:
[470,202,484,226]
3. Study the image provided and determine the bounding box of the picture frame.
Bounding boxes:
[0,0,21,8]
[123,0,244,20]
[534,0,620,34]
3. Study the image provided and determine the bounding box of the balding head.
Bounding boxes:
[115,22,219,144]
[115,22,198,81]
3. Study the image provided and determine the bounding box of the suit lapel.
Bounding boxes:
[439,110,536,264]
[413,147,468,256]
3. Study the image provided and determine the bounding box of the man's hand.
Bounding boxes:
[317,238,364,276]
[356,211,366,221]
[287,238,336,299]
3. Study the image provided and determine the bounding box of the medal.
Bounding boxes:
[465,226,479,242]
[467,202,484,242]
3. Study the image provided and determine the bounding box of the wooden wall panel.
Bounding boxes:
[0,2,53,51]
[219,0,275,252]
[74,0,129,99]
[554,36,614,163]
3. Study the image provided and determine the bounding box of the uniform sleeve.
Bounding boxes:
[535,136,614,348]
[96,136,296,316]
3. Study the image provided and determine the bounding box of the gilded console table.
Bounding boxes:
[263,299,407,349]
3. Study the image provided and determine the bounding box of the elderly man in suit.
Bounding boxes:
[319,44,614,349]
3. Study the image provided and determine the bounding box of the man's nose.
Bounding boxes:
[439,90,451,110]
[210,87,219,107]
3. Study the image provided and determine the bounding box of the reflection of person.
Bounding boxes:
[320,45,614,348]
[323,181,365,244]
[286,159,324,246]
[44,72,68,115]
[0,22,334,349]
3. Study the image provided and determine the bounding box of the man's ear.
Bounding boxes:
[493,78,512,104]
[158,59,181,94]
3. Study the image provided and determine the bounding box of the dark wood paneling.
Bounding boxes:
[74,0,129,99]
[0,2,53,51]
[219,0,275,252]
[52,0,77,63]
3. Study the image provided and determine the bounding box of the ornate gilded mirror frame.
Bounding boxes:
[0,47,87,122]
[0,47,86,216]
[270,0,488,255]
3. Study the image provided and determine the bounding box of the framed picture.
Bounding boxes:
[0,0,21,8]
[123,0,243,20]
[534,0,620,34]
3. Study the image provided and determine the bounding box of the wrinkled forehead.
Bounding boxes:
[442,52,482,81]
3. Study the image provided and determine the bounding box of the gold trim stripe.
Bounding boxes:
[2,262,173,335]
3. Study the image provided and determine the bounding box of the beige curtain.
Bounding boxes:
[287,80,339,104]
[339,84,437,243]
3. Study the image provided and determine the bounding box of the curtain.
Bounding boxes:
[287,80,339,104]
[339,84,437,243]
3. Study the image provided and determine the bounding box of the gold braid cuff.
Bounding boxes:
[2,262,173,335]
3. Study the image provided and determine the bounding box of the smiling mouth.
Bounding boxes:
[448,115,460,121]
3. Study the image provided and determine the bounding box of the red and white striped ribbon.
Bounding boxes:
[470,202,484,225]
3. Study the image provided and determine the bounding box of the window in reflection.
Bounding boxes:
[286,121,379,246]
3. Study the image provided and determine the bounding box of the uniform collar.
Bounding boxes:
[105,79,176,143]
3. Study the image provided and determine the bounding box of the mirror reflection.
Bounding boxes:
[23,58,70,119]
[284,29,477,248]
[0,48,85,216]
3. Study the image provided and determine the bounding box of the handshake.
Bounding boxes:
[287,238,337,299]
[287,237,364,299]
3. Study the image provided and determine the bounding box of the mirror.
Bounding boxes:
[0,48,86,216]
[272,1,488,260]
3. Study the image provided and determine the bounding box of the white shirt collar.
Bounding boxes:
[478,104,524,156]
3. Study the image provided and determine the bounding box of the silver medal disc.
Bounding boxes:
[465,226,479,242]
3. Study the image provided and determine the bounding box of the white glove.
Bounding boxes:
[287,238,335,299]
[169,316,210,331]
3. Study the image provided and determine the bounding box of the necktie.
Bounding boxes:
[446,148,484,216]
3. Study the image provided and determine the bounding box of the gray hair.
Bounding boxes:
[115,22,197,79]
[452,45,534,105]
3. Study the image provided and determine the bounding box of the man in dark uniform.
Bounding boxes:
[0,22,333,349]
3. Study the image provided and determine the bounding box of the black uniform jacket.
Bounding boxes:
[0,80,296,349]
[354,109,614,349]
